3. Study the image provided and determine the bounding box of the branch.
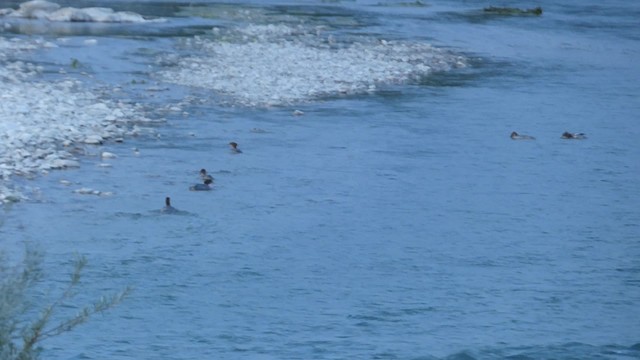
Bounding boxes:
[38,287,132,342]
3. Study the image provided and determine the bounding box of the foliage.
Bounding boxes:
[0,247,131,360]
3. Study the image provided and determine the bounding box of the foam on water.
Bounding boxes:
[0,37,154,203]
[157,24,467,107]
[0,0,157,23]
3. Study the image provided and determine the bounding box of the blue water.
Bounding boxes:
[1,1,639,359]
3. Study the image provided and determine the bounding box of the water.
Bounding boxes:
[1,1,639,359]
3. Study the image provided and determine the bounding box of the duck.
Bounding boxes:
[190,178,212,191]
[199,168,214,183]
[229,141,242,154]
[510,131,535,140]
[161,197,177,213]
[561,131,587,139]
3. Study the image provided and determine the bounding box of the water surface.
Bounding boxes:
[1,1,639,359]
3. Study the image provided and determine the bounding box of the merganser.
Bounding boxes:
[561,131,586,139]
[162,197,177,213]
[199,168,214,183]
[510,131,535,140]
[229,141,242,153]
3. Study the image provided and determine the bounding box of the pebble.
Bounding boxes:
[73,187,112,196]
[83,135,104,145]
[101,151,117,159]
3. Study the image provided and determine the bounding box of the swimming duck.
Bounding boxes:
[190,178,212,191]
[229,141,242,153]
[510,131,535,140]
[561,131,586,139]
[199,168,214,183]
[162,197,177,213]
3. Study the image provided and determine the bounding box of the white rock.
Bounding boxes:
[50,159,80,169]
[100,151,117,159]
[47,7,91,22]
[74,187,102,195]
[83,135,103,144]
[15,0,60,18]
[5,2,154,23]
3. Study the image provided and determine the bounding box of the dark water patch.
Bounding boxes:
[2,19,217,38]
[348,314,402,323]
[347,307,433,323]
[375,1,430,8]
[483,7,542,17]
[217,332,254,345]
[112,211,146,220]
[417,56,521,88]
[410,356,439,360]
[418,67,486,88]
[552,3,640,40]
[144,24,222,38]
[504,355,534,360]
[271,4,377,29]
[400,306,437,315]
[444,351,476,360]
[431,8,545,25]
[373,351,400,359]
[470,342,640,360]
[176,2,377,31]
[615,267,640,274]
[82,1,181,19]
[234,267,265,280]
[149,208,196,216]
[175,2,267,21]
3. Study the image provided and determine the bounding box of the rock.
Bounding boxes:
[74,187,101,195]
[101,151,117,159]
[83,135,103,144]
[50,159,80,169]
[16,0,60,19]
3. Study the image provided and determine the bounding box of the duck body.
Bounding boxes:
[200,168,214,183]
[190,183,212,191]
[510,131,535,140]
[561,131,587,139]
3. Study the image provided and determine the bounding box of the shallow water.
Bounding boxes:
[1,1,639,359]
